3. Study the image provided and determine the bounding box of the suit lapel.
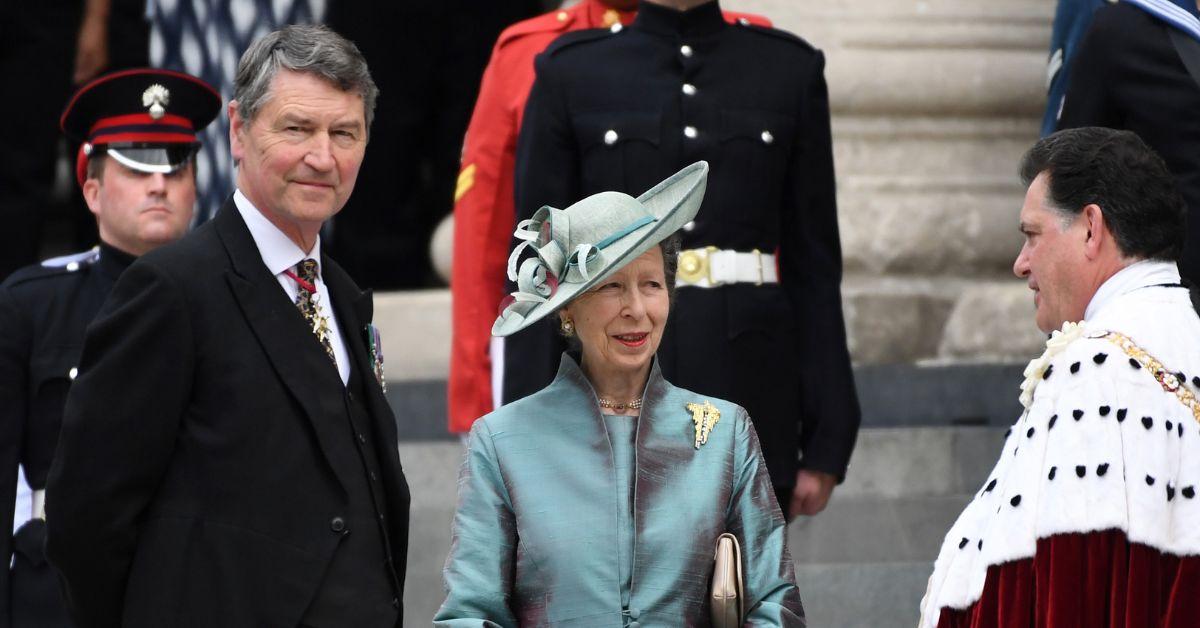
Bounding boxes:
[212,202,354,494]
[322,258,400,447]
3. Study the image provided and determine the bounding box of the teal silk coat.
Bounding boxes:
[435,354,804,627]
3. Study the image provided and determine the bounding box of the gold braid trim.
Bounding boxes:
[1101,331,1200,424]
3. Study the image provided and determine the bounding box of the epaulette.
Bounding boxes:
[723,11,772,28]
[3,247,98,287]
[542,27,617,58]
[40,247,100,272]
[495,8,577,50]
[736,21,817,53]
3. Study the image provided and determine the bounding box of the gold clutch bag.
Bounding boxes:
[711,532,745,627]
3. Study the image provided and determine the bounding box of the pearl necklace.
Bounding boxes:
[598,397,642,412]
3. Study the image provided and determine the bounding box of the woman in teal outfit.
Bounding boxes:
[435,162,804,627]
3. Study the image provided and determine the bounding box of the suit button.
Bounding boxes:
[683,126,698,139]
[761,130,775,144]
[357,433,366,444]
[681,83,696,96]
[604,129,619,145]
[629,608,640,619]
[348,391,355,401]
[68,367,79,380]
[330,517,346,533]
[370,471,378,481]
[628,622,640,628]
[391,597,400,609]
[680,44,693,58]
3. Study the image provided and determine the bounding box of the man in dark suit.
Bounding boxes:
[1056,0,1200,286]
[0,67,218,628]
[509,0,861,519]
[45,25,410,628]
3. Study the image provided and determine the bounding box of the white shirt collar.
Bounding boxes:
[1083,259,1181,321]
[233,189,322,278]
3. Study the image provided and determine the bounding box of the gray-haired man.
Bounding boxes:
[46,25,409,628]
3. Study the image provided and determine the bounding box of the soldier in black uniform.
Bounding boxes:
[0,68,218,627]
[507,0,861,518]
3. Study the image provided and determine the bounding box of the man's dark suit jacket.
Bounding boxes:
[44,201,410,628]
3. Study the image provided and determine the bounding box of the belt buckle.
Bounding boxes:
[678,246,721,286]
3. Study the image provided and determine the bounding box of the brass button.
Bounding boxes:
[604,129,619,145]
[683,126,698,139]
[761,130,774,144]
[680,44,693,58]
[681,83,696,96]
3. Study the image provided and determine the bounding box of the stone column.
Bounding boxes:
[726,0,1053,364]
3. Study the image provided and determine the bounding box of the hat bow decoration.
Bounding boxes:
[491,161,709,337]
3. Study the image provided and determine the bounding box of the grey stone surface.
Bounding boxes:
[795,562,932,628]
[385,364,1025,442]
[938,282,1047,361]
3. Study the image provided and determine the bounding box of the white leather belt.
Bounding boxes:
[676,247,778,288]
[32,489,45,520]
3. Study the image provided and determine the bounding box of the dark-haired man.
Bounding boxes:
[920,127,1200,627]
[0,67,217,628]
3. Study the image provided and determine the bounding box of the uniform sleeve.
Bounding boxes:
[0,285,30,628]
[501,52,578,405]
[434,420,519,627]
[1056,6,1119,131]
[727,409,806,626]
[780,49,861,480]
[44,261,193,628]
[449,39,526,433]
[514,52,580,222]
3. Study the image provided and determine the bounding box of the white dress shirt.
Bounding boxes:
[233,190,350,385]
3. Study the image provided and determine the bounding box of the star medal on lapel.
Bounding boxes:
[365,323,387,393]
[686,400,720,449]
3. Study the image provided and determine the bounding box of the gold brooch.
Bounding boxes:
[686,400,720,449]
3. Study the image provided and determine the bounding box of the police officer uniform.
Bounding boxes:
[0,68,218,627]
[508,0,861,508]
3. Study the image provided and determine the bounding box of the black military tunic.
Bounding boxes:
[508,0,861,498]
[0,243,134,627]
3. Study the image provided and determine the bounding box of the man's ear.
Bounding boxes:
[81,176,102,217]
[228,100,245,163]
[1081,203,1107,260]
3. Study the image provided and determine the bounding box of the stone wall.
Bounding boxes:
[726,0,1053,364]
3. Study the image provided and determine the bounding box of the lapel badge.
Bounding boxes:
[142,84,170,120]
[365,324,387,393]
[686,400,720,449]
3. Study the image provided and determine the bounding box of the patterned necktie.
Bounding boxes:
[293,259,336,365]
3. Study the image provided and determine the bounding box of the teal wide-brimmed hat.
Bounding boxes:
[492,161,709,337]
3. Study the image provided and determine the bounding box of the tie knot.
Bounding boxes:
[296,258,319,282]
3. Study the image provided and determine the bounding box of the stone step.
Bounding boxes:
[397,426,1002,625]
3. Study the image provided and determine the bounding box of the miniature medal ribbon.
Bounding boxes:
[686,400,721,449]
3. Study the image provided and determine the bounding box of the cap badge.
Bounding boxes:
[142,84,171,120]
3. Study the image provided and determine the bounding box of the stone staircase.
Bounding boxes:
[375,289,1018,626]
[396,428,1006,627]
